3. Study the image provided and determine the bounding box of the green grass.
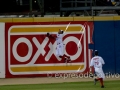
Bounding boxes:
[0,80,120,90]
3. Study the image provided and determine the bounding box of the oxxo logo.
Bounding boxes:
[12,35,82,64]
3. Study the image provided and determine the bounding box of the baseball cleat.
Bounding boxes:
[64,57,68,63]
[101,85,104,88]
[68,57,71,62]
[65,57,71,63]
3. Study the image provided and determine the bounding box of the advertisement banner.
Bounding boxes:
[5,22,94,78]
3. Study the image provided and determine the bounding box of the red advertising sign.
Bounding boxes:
[5,22,94,78]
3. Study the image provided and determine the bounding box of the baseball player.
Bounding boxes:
[47,29,71,63]
[90,50,105,88]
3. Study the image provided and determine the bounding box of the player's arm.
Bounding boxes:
[89,65,94,78]
[89,59,94,72]
[89,59,94,78]
[46,33,57,39]
[90,66,93,72]
[100,57,105,65]
[51,34,57,39]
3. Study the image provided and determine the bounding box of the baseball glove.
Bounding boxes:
[47,33,50,37]
[89,72,94,78]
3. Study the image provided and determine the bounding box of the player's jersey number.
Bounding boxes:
[95,61,99,66]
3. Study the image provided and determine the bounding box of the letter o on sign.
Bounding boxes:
[12,37,33,62]
[64,36,82,60]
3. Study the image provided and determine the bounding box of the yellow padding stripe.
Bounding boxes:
[74,17,93,21]
[114,16,120,21]
[54,17,74,21]
[12,18,33,22]
[10,65,84,72]
[93,16,114,21]
[10,26,83,33]
[0,16,120,22]
[0,18,12,22]
[33,17,54,22]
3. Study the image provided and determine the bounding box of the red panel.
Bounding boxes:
[5,21,94,78]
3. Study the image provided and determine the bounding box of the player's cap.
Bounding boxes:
[60,30,63,32]
[94,50,98,55]
[59,29,64,33]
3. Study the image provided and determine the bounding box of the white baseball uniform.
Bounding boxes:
[90,56,105,79]
[56,33,64,56]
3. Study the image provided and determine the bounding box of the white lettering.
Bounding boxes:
[12,37,33,62]
[45,42,61,61]
[45,42,54,61]
[29,37,49,64]
[64,36,82,61]
[12,36,82,63]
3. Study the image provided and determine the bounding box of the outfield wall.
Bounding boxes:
[0,16,120,78]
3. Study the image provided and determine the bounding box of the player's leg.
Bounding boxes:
[99,69,105,88]
[61,43,71,62]
[95,68,105,88]
[61,44,71,63]
[95,78,104,88]
[58,44,66,62]
[63,51,71,60]
[63,51,71,62]
[56,45,62,58]
[63,54,71,62]
[93,72,98,85]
